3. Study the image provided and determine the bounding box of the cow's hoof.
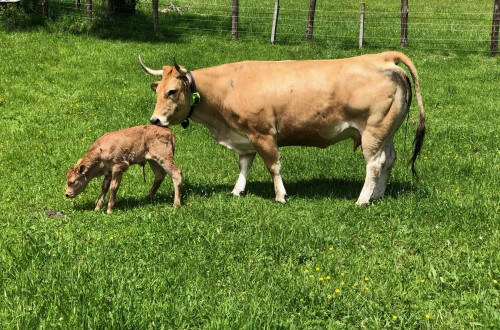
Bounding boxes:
[355,199,370,206]
[106,209,113,214]
[230,190,245,197]
[275,196,286,204]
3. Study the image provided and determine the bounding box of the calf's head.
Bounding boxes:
[139,56,191,127]
[65,161,91,198]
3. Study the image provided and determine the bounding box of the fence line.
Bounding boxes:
[29,0,498,55]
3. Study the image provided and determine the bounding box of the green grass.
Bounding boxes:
[1,2,499,328]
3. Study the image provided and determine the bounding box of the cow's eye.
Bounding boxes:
[166,89,177,97]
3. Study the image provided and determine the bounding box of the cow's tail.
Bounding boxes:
[387,51,426,179]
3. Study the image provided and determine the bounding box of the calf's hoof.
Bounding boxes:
[106,209,113,214]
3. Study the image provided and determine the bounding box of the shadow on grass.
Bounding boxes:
[70,176,422,212]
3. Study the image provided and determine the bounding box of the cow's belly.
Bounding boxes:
[278,122,362,149]
[208,126,255,154]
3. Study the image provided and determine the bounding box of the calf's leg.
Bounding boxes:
[95,175,111,211]
[231,152,256,196]
[156,159,182,208]
[107,169,125,214]
[147,161,166,200]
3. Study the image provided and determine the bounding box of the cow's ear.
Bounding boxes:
[78,164,87,174]
[151,82,159,92]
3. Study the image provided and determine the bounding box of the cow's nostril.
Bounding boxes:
[150,117,160,125]
[65,194,70,198]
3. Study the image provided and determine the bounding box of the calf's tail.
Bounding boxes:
[386,51,426,179]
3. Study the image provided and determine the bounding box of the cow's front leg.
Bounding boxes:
[251,135,287,203]
[231,152,256,197]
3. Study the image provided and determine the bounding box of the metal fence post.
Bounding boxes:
[359,2,365,48]
[271,0,279,44]
[401,0,409,47]
[232,0,239,40]
[306,0,316,41]
[491,0,500,56]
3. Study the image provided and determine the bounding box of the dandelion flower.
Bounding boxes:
[420,279,425,283]
[315,266,320,271]
[392,315,398,320]
[425,313,430,319]
[327,294,332,300]
[493,279,498,284]
[340,281,345,286]
[329,246,334,251]
[326,275,331,280]
[364,276,370,282]
[319,277,324,282]
[304,269,309,273]
[364,287,369,292]
[340,272,345,277]
[335,288,341,294]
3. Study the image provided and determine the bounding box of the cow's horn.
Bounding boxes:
[173,56,188,76]
[138,56,163,76]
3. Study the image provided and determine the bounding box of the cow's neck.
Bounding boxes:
[188,69,231,131]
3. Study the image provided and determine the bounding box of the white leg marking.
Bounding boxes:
[356,152,384,206]
[231,153,256,196]
[273,174,287,203]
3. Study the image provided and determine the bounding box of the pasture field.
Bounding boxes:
[0,2,499,328]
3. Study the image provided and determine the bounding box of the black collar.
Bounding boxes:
[181,71,200,129]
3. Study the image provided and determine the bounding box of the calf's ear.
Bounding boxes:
[78,164,87,174]
[151,82,159,92]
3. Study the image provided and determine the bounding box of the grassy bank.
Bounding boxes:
[1,4,499,328]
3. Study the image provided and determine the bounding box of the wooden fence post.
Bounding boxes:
[491,0,500,56]
[86,0,92,19]
[359,2,365,48]
[232,0,239,40]
[306,0,316,41]
[401,0,409,46]
[42,0,48,16]
[271,0,280,44]
[152,0,158,33]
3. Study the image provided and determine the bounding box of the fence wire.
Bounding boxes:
[34,0,498,54]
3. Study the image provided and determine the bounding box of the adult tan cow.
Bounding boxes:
[139,51,425,205]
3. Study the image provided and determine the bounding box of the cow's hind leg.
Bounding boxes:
[372,140,396,201]
[356,132,388,206]
[231,152,256,197]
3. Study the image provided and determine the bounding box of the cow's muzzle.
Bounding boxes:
[150,117,161,126]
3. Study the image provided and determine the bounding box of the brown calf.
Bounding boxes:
[65,125,182,213]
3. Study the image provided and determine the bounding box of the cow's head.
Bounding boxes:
[139,56,191,127]
[65,160,90,198]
